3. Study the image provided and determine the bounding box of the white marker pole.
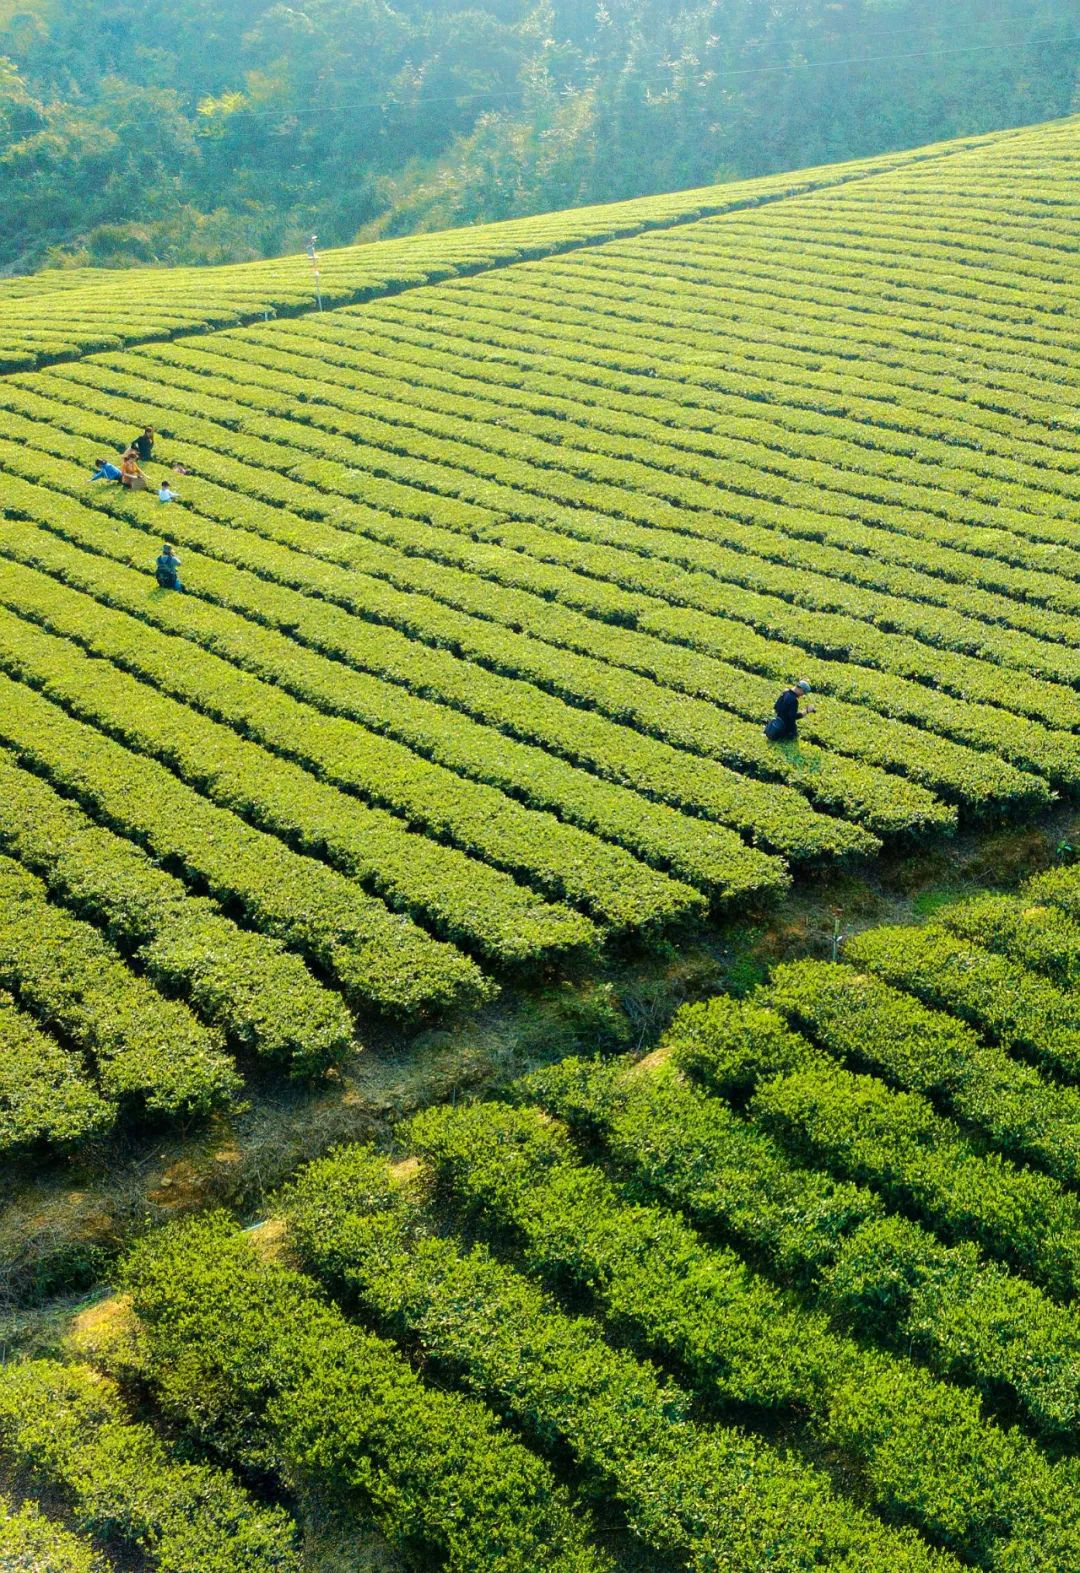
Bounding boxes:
[306,233,323,311]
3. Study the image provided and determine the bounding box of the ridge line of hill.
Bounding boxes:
[1,115,1056,378]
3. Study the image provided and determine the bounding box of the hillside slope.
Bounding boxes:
[45,863,1080,1571]
[0,114,1078,1146]
[0,119,1046,371]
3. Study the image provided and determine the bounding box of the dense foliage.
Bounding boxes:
[23,868,1074,1568]
[1,0,1078,269]
[0,119,1077,1146]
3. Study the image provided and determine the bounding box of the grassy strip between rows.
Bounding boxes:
[282,1142,954,1573]
[0,750,354,1075]
[408,1099,1080,1568]
[0,1360,300,1572]
[0,669,489,1019]
[0,850,238,1118]
[121,1214,609,1573]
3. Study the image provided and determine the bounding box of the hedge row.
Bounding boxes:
[0,527,703,936]
[369,273,1079,501]
[393,289,1080,607]
[283,1141,954,1573]
[0,986,111,1154]
[0,583,595,968]
[0,852,238,1117]
[6,471,948,847]
[0,1496,101,1572]
[0,470,787,904]
[129,325,1080,650]
[528,1048,1080,1439]
[1027,863,1080,927]
[845,924,1080,1081]
[182,312,1080,637]
[337,285,1080,546]
[475,241,1078,418]
[938,891,1080,992]
[0,141,929,364]
[127,333,1053,810]
[6,380,1075,789]
[0,667,489,1018]
[764,959,1080,1186]
[381,274,1080,611]
[121,1213,609,1573]
[0,1360,299,1572]
[0,750,353,1075]
[13,344,1075,753]
[509,242,1076,405]
[57,348,1080,700]
[749,1059,1080,1300]
[0,435,876,866]
[408,1099,1080,1566]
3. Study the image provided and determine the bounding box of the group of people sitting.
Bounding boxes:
[92,427,182,504]
[89,424,183,590]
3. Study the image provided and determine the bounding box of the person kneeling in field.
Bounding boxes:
[765,679,815,741]
[91,456,122,482]
[155,542,183,592]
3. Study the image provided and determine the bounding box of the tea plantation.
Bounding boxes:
[12,866,1080,1571]
[1,114,1079,1144]
[2,110,1080,1570]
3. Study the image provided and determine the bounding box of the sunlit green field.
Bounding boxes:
[2,113,1080,1571]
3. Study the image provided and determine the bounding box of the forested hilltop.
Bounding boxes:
[1,0,1078,273]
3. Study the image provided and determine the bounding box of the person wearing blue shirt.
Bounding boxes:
[155,543,183,591]
[91,458,122,481]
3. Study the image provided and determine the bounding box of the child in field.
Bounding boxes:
[91,457,122,481]
[158,481,176,503]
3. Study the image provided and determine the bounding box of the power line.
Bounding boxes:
[217,27,1080,123]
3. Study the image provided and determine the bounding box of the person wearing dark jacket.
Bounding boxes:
[155,542,182,591]
[765,679,814,741]
[132,427,155,464]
